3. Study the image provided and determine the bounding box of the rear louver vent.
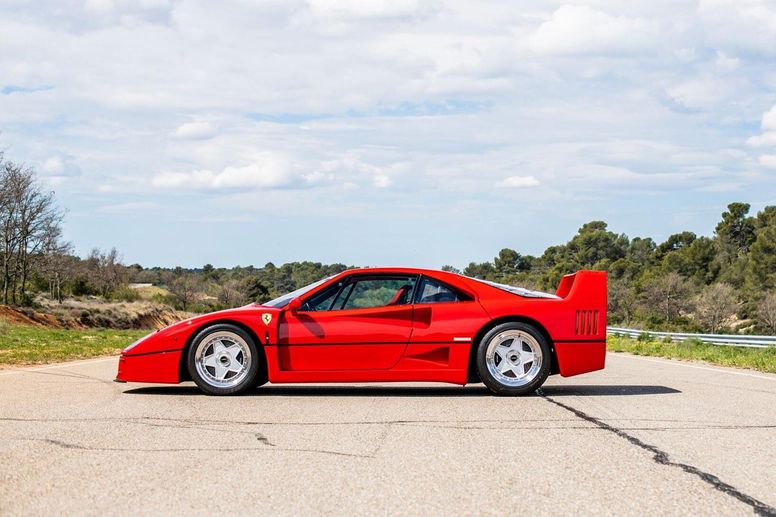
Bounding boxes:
[575,310,599,335]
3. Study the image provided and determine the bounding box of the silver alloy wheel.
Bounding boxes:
[485,329,543,387]
[194,331,252,389]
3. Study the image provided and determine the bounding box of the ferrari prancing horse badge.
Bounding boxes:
[262,313,272,325]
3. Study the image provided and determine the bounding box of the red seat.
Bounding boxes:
[385,285,412,306]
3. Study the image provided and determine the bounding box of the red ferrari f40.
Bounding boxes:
[116,268,607,396]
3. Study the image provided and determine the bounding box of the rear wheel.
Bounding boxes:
[187,324,263,395]
[476,322,551,396]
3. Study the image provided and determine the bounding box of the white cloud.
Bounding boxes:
[0,0,774,267]
[762,105,776,131]
[698,0,776,56]
[373,174,392,188]
[152,153,294,190]
[317,152,401,189]
[665,76,733,111]
[40,155,82,178]
[747,104,776,164]
[497,175,540,188]
[174,121,216,140]
[307,0,424,20]
[528,5,659,55]
[747,132,776,147]
[759,155,776,168]
[96,201,160,213]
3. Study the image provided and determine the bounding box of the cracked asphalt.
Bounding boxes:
[1,353,774,516]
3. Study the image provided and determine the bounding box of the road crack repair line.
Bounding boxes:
[538,391,776,517]
[19,437,362,458]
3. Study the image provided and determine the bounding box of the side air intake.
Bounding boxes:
[575,310,599,336]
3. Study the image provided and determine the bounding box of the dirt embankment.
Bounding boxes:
[0,305,64,327]
[0,302,191,330]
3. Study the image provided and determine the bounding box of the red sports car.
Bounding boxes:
[116,267,607,396]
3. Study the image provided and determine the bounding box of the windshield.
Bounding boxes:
[467,277,560,299]
[262,276,335,308]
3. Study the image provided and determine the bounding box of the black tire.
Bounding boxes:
[476,322,551,396]
[187,323,264,395]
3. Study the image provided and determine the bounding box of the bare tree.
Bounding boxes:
[170,273,199,311]
[0,159,64,305]
[217,279,245,308]
[642,272,694,322]
[758,292,776,334]
[609,280,638,325]
[694,283,738,333]
[37,232,75,303]
[86,247,126,297]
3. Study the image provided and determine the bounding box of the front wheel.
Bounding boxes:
[187,324,263,395]
[476,322,551,396]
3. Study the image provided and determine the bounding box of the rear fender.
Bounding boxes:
[554,271,607,376]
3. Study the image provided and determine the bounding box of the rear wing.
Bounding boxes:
[556,270,606,301]
[556,270,607,337]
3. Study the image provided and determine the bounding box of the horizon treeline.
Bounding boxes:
[1,154,774,333]
[447,203,775,333]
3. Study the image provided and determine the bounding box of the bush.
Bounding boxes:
[19,292,38,308]
[110,286,140,302]
[72,277,97,296]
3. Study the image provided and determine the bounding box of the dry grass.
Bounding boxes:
[133,285,170,300]
[34,297,191,329]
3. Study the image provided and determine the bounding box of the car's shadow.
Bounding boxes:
[123,384,680,397]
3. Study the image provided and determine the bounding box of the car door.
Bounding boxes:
[403,275,490,372]
[278,274,418,371]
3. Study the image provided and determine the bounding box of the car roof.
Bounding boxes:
[340,266,458,277]
[336,267,558,300]
[335,266,480,295]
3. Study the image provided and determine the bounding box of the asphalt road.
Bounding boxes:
[1,353,774,516]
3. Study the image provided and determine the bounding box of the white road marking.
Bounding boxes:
[611,353,776,381]
[0,357,117,377]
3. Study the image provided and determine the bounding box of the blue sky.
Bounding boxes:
[1,0,775,269]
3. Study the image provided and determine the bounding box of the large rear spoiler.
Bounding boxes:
[555,270,607,303]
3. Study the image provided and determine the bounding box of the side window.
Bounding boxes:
[340,276,417,310]
[415,277,464,304]
[303,282,344,311]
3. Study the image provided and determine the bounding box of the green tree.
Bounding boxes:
[567,221,629,267]
[746,225,776,291]
[494,248,530,279]
[627,237,656,265]
[246,278,271,303]
[202,263,218,281]
[656,232,696,258]
[715,202,755,262]
[463,261,497,279]
[660,236,718,285]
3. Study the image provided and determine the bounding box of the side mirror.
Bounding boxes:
[287,297,303,312]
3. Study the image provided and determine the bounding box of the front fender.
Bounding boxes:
[117,305,280,384]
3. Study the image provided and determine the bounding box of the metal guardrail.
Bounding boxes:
[606,327,776,349]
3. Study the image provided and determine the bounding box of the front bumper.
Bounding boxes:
[115,350,183,384]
